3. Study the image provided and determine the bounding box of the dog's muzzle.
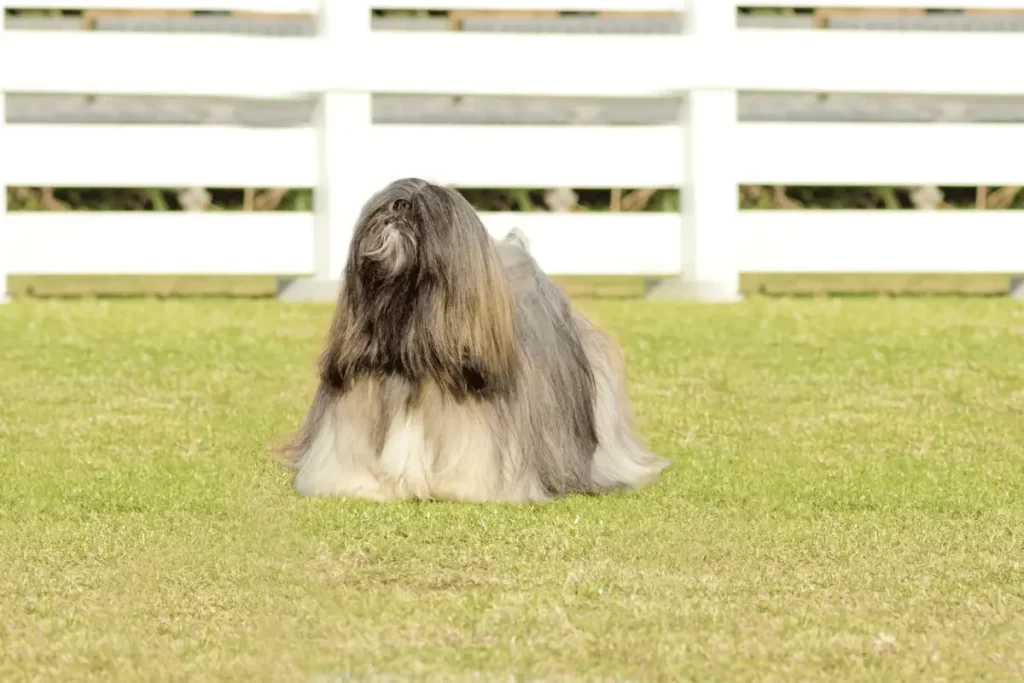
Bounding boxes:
[362,222,414,276]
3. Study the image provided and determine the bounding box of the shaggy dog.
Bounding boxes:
[277,178,668,502]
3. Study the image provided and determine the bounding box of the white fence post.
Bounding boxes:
[280,0,373,301]
[649,0,741,302]
[0,16,8,305]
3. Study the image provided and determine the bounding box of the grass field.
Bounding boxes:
[2,296,1023,681]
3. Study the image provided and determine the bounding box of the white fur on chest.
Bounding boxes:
[377,412,433,500]
[376,398,521,502]
[293,378,549,503]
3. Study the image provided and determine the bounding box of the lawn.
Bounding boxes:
[1,296,1023,681]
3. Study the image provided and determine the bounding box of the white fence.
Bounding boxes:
[3,1,1024,302]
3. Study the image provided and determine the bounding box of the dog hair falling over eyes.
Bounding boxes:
[276,178,669,503]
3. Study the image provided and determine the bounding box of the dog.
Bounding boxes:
[276,178,668,502]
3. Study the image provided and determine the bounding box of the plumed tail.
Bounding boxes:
[503,227,531,254]
[576,312,670,492]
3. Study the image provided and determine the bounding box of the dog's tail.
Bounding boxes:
[503,227,531,254]
[575,312,671,492]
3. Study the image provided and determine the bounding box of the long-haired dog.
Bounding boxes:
[276,178,668,503]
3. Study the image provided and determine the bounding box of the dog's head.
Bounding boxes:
[331,178,518,396]
[350,179,494,287]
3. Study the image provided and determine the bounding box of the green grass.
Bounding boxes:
[2,297,1023,681]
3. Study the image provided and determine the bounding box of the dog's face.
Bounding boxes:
[334,178,518,396]
[351,180,490,292]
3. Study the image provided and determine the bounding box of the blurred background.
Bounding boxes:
[3,2,1024,299]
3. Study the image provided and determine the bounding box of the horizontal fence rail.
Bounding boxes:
[739,0,1024,7]
[5,0,319,10]
[3,0,1024,301]
[7,30,1024,97]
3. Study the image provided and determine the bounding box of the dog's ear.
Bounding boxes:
[319,345,347,391]
[504,227,531,254]
[317,287,356,392]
